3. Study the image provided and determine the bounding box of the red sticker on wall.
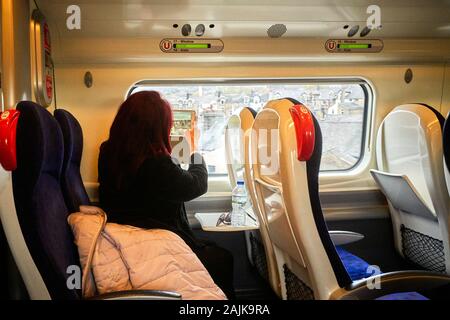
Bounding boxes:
[46,75,53,100]
[44,23,51,52]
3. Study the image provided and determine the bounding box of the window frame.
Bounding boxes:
[127,77,374,180]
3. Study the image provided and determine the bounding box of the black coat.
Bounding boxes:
[98,144,208,249]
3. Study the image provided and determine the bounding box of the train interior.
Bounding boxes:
[0,0,450,301]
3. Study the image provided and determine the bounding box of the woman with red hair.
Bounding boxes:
[98,91,234,298]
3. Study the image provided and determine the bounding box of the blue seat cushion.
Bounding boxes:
[336,246,373,281]
[376,292,429,300]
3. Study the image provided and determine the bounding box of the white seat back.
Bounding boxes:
[251,99,350,299]
[224,107,281,296]
[373,104,450,273]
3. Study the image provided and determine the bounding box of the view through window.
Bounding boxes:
[131,82,368,174]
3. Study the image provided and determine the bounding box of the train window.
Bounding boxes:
[129,79,371,174]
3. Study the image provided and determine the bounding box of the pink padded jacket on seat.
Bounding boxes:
[68,206,226,300]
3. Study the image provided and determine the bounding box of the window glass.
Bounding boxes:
[131,82,367,174]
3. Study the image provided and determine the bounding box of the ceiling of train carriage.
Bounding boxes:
[37,0,450,39]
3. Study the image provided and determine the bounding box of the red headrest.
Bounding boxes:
[0,110,20,171]
[289,104,315,161]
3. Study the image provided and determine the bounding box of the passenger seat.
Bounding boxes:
[225,107,281,296]
[372,104,450,274]
[250,99,450,299]
[251,98,373,299]
[54,109,90,212]
[0,102,181,300]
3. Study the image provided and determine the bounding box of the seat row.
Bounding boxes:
[1,100,450,300]
[224,99,450,300]
[0,101,181,300]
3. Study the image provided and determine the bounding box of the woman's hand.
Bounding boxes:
[184,127,200,153]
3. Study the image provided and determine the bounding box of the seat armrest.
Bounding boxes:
[329,230,364,245]
[339,271,450,300]
[90,290,182,300]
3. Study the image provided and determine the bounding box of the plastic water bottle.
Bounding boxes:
[231,180,247,226]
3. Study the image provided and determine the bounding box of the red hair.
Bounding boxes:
[102,91,173,189]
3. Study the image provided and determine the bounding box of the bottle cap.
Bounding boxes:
[237,180,245,186]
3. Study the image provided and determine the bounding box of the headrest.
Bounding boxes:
[416,103,445,131]
[15,101,64,187]
[54,109,83,170]
[244,107,257,118]
[0,110,20,171]
[289,104,315,161]
[390,103,444,132]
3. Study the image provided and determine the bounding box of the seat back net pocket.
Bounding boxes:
[401,225,446,273]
